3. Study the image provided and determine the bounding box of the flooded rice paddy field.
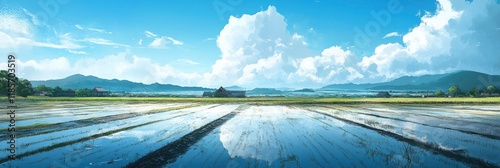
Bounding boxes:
[0,102,499,167]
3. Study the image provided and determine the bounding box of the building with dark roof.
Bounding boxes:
[66,89,76,97]
[91,87,108,96]
[202,91,213,97]
[210,86,246,98]
[376,91,391,98]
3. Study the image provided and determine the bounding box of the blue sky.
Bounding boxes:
[1,0,499,88]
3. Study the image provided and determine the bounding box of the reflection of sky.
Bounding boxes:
[2,104,239,168]
[219,106,283,164]
[0,103,187,126]
[316,105,500,165]
[167,105,478,167]
[219,106,351,165]
[104,130,156,141]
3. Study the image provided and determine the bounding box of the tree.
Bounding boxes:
[0,70,8,96]
[468,87,479,97]
[76,88,91,97]
[448,85,461,97]
[52,86,64,97]
[435,90,445,97]
[17,79,34,97]
[0,70,34,97]
[0,70,18,96]
[486,85,496,94]
[35,85,53,93]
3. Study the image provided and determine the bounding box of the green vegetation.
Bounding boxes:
[35,84,53,92]
[486,85,496,94]
[434,90,445,97]
[75,88,91,97]
[4,96,499,104]
[0,70,35,97]
[52,86,64,96]
[448,85,462,97]
[468,87,481,97]
[17,79,34,97]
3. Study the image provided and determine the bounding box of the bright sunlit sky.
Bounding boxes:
[1,0,499,88]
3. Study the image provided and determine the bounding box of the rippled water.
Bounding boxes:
[1,103,498,167]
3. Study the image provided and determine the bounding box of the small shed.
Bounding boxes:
[210,86,246,98]
[92,87,108,96]
[66,89,76,97]
[38,91,51,97]
[376,91,391,98]
[202,91,213,97]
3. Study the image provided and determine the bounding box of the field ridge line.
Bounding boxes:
[318,105,500,140]
[0,103,204,138]
[304,108,499,168]
[126,104,249,168]
[0,105,209,164]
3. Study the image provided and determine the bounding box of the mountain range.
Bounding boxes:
[31,70,500,92]
[31,74,212,92]
[321,70,500,91]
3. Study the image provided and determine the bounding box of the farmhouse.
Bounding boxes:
[37,91,51,97]
[202,91,213,97]
[91,87,108,96]
[376,91,391,98]
[205,86,246,98]
[480,93,500,97]
[66,89,76,97]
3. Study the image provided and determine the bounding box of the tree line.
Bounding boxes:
[34,85,108,97]
[0,70,34,97]
[0,70,108,97]
[434,85,499,97]
[2,70,499,98]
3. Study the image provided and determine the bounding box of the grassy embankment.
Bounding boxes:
[3,96,500,104]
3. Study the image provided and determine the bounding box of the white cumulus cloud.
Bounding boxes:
[10,52,202,86]
[203,0,500,87]
[174,59,200,65]
[383,32,401,38]
[145,31,157,37]
[144,30,183,48]
[0,12,83,50]
[68,50,87,55]
[201,6,309,88]
[148,36,183,48]
[359,0,500,80]
[6,1,500,88]
[75,24,112,34]
[289,46,363,84]
[83,38,129,47]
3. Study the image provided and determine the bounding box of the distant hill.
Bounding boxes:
[247,88,283,95]
[225,85,245,91]
[276,87,295,91]
[293,88,315,92]
[321,70,500,91]
[31,74,213,92]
